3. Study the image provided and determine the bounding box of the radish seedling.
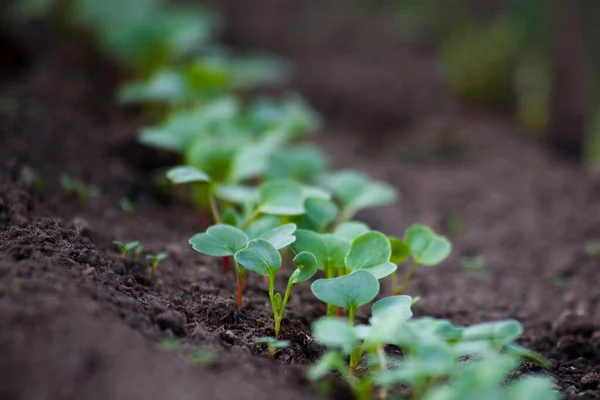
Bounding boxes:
[189,223,297,308]
[391,224,452,295]
[113,240,141,261]
[146,252,167,280]
[234,238,317,336]
[255,337,290,359]
[134,244,144,262]
[320,170,398,224]
[60,174,100,206]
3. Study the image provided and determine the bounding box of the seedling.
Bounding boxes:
[134,244,144,262]
[60,174,100,206]
[189,223,296,309]
[234,237,317,336]
[584,240,600,258]
[119,197,135,214]
[255,337,290,358]
[391,224,451,295]
[113,240,141,261]
[310,299,555,400]
[10,279,20,295]
[146,252,167,280]
[462,255,485,279]
[320,170,398,224]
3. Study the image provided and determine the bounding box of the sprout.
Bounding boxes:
[392,224,452,295]
[189,223,297,309]
[146,252,167,280]
[113,240,141,261]
[255,337,290,359]
[234,235,317,337]
[60,174,100,206]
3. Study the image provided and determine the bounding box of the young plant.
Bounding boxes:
[295,227,396,316]
[391,224,452,295]
[146,252,167,280]
[113,240,141,261]
[319,170,398,224]
[255,337,290,359]
[134,244,144,262]
[189,223,296,309]
[234,238,317,337]
[60,174,100,205]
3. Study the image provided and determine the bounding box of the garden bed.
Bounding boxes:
[1,1,600,399]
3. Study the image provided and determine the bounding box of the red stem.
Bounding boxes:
[336,308,342,317]
[223,256,231,275]
[236,276,245,308]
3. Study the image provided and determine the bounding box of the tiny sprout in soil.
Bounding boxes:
[60,174,100,205]
[113,240,141,261]
[255,337,290,358]
[146,252,167,280]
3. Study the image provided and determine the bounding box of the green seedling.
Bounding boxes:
[255,337,290,358]
[462,255,485,279]
[146,252,167,280]
[294,227,396,316]
[189,223,296,309]
[113,240,141,261]
[391,224,451,295]
[320,170,398,224]
[160,336,181,351]
[311,300,554,400]
[60,174,100,205]
[185,348,213,366]
[584,240,600,258]
[119,197,135,214]
[134,244,144,262]
[234,238,317,336]
[10,279,20,295]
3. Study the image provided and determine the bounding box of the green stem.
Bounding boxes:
[241,210,261,230]
[276,283,293,338]
[208,184,220,223]
[394,259,419,295]
[267,275,281,337]
[390,270,398,294]
[377,346,388,400]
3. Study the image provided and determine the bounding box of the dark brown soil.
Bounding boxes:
[1,1,600,399]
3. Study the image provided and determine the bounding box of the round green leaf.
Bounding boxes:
[311,270,380,309]
[461,320,523,348]
[258,180,305,215]
[167,166,211,184]
[291,230,328,270]
[404,224,452,266]
[312,317,359,354]
[234,239,282,277]
[321,234,350,271]
[258,223,297,249]
[294,197,338,232]
[333,221,371,241]
[243,215,281,240]
[189,224,248,256]
[345,231,397,279]
[215,184,258,205]
[389,236,411,264]
[289,251,318,285]
[371,295,413,322]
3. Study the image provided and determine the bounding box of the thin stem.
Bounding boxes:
[394,259,419,295]
[276,283,293,337]
[208,184,220,223]
[268,275,281,337]
[390,270,398,294]
[377,346,388,400]
[348,304,356,325]
[234,261,246,308]
[240,210,261,230]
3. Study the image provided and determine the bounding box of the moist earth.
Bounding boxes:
[1,1,600,399]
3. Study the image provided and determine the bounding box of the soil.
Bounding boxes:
[1,1,600,399]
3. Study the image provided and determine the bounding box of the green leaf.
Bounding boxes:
[371,295,413,322]
[311,270,380,309]
[215,184,257,205]
[267,144,328,182]
[167,166,211,184]
[221,209,242,227]
[312,317,359,354]
[507,376,560,400]
[244,215,281,240]
[333,221,371,241]
[321,234,350,272]
[505,344,551,369]
[389,236,411,264]
[308,350,347,381]
[461,320,523,348]
[189,224,248,256]
[258,223,297,249]
[258,180,305,215]
[404,224,452,266]
[293,197,338,232]
[234,239,282,277]
[322,170,398,215]
[289,252,318,284]
[345,231,397,279]
[291,230,328,270]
